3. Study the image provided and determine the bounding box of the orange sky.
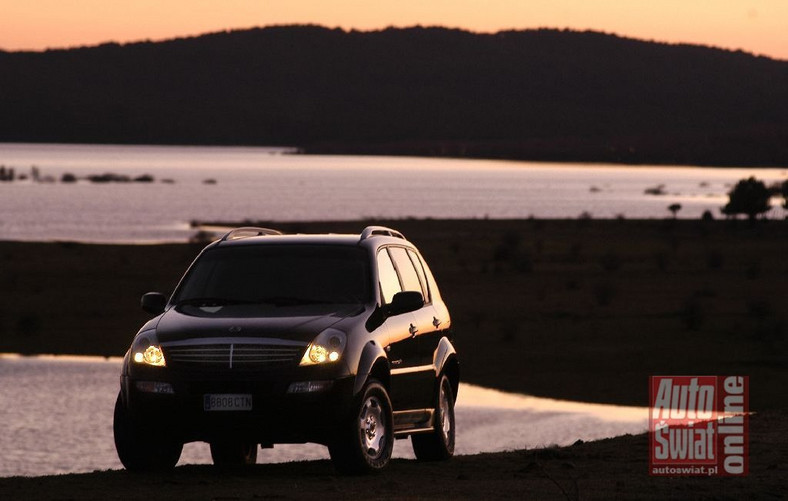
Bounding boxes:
[1,0,786,60]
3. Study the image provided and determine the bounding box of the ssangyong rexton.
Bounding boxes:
[114,226,458,473]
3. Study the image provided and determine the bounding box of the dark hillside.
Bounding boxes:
[1,26,787,165]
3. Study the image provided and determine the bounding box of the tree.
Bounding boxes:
[721,177,771,221]
[667,203,682,219]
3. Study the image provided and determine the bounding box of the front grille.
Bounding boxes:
[164,343,304,370]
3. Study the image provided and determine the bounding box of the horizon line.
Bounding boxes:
[3,23,785,62]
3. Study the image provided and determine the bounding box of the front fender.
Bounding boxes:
[353,340,389,396]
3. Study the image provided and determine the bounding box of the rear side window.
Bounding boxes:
[406,249,431,303]
[388,247,424,298]
[376,249,402,304]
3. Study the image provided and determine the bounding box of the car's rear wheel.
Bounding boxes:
[113,392,183,472]
[209,441,258,467]
[328,379,393,474]
[412,373,455,461]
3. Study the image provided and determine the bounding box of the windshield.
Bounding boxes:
[174,244,371,306]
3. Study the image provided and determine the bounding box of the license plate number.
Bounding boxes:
[203,394,253,411]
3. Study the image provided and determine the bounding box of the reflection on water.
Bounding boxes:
[455,384,647,454]
[1,143,786,243]
[0,355,648,478]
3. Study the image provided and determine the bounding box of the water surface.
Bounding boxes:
[1,143,785,243]
[0,355,648,477]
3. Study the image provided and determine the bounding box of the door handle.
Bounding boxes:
[432,317,442,328]
[409,323,418,337]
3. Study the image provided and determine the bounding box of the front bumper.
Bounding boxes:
[121,367,355,446]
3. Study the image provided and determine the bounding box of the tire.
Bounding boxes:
[209,441,258,468]
[113,392,183,472]
[412,373,455,461]
[328,379,393,474]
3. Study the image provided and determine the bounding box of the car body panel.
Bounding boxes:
[117,227,457,454]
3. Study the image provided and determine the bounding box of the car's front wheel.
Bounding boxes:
[209,441,258,467]
[328,379,393,474]
[113,392,183,472]
[411,373,455,461]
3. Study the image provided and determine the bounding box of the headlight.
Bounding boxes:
[131,332,166,367]
[300,329,347,366]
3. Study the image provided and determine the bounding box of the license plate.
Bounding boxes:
[203,394,253,411]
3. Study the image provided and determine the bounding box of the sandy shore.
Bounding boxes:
[1,219,786,497]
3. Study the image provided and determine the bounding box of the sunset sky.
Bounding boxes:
[1,0,786,60]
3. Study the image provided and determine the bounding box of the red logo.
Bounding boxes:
[649,376,748,476]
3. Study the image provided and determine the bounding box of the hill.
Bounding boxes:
[1,25,787,165]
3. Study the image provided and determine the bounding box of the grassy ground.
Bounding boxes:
[1,218,785,409]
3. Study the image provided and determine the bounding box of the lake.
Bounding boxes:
[1,143,785,243]
[0,355,648,478]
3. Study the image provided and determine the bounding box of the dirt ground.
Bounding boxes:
[1,219,786,498]
[1,410,785,500]
[1,219,785,408]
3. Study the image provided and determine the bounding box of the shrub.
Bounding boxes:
[721,177,771,220]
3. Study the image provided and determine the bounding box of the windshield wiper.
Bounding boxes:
[177,296,337,308]
[258,296,332,307]
[176,297,257,307]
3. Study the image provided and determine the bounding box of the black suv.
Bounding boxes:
[114,226,458,473]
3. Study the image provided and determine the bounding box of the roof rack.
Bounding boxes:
[360,226,406,241]
[220,227,283,241]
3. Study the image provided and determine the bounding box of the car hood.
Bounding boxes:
[152,304,363,344]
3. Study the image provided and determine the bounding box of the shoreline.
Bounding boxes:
[4,139,788,169]
[299,142,788,169]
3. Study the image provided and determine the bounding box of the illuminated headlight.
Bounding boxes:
[131,333,166,367]
[300,329,347,366]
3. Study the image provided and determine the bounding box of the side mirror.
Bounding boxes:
[141,292,167,315]
[387,291,424,316]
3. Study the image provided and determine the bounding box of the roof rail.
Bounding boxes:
[360,226,406,241]
[220,227,283,241]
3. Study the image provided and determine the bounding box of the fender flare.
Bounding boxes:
[353,340,389,396]
[432,336,459,400]
[432,336,457,374]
